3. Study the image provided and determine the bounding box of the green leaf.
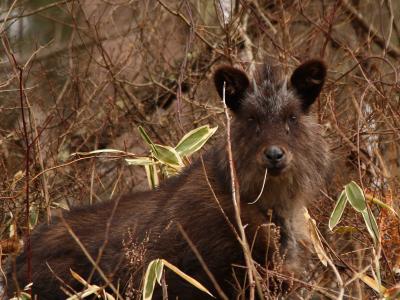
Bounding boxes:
[161,259,214,298]
[345,181,366,212]
[125,157,156,166]
[71,149,131,156]
[175,125,218,157]
[361,209,380,246]
[143,259,164,300]
[144,164,159,189]
[329,190,347,231]
[138,126,155,148]
[152,144,183,169]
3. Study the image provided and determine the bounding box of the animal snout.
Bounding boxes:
[264,146,289,174]
[265,146,285,163]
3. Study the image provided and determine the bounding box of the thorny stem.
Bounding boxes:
[222,82,263,299]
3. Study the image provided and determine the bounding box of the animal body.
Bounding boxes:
[6,59,329,299]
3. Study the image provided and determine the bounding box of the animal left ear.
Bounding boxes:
[290,59,327,111]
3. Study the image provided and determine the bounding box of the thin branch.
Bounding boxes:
[177,223,229,300]
[340,0,400,59]
[1,33,33,297]
[0,0,74,24]
[157,0,225,56]
[222,82,263,299]
[60,215,123,299]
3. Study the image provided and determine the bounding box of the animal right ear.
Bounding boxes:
[290,60,327,112]
[213,66,250,111]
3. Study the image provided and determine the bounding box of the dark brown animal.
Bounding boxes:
[6,59,329,299]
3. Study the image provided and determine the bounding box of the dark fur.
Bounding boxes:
[6,60,329,299]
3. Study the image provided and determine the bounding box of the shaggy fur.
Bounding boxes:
[6,59,330,299]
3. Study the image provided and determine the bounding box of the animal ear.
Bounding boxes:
[290,60,327,111]
[214,66,250,111]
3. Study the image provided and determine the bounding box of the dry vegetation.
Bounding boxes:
[0,0,399,299]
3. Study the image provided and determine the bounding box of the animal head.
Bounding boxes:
[213,60,329,198]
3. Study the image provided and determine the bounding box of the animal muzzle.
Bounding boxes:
[263,145,290,175]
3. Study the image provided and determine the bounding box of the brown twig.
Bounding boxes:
[177,223,229,300]
[0,0,74,24]
[1,34,33,296]
[157,0,224,56]
[222,82,263,299]
[60,214,123,299]
[340,0,400,59]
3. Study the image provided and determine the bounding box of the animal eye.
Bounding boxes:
[248,117,258,126]
[247,117,261,134]
[288,115,297,124]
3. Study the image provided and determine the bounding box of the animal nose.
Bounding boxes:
[265,146,285,163]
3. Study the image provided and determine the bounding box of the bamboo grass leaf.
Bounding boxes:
[329,190,347,231]
[175,125,218,157]
[142,259,164,300]
[345,181,366,212]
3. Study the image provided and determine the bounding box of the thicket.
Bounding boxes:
[0,0,399,299]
